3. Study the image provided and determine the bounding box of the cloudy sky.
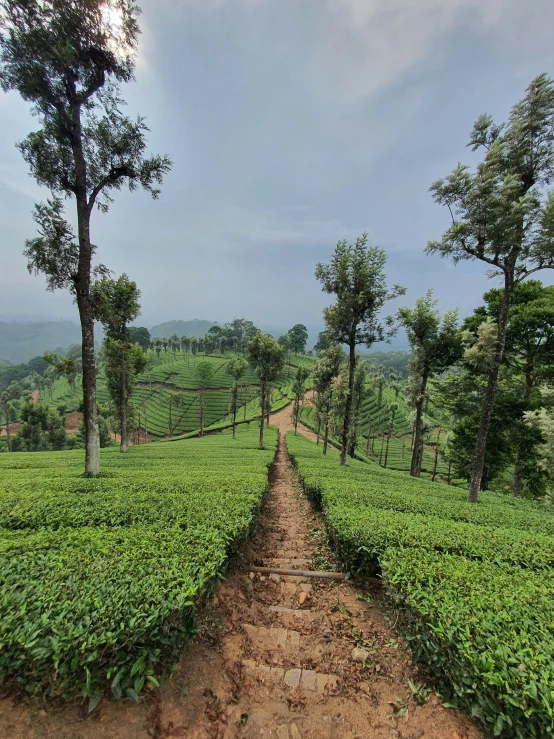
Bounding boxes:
[1,0,554,336]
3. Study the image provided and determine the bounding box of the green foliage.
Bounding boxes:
[128,327,151,350]
[286,431,554,737]
[287,323,309,354]
[12,400,66,452]
[0,425,277,701]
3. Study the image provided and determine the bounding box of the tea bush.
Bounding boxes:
[0,426,277,703]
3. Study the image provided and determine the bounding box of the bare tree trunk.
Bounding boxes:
[447,460,452,485]
[73,102,99,477]
[340,342,356,466]
[168,395,172,438]
[432,427,442,482]
[365,417,371,456]
[468,276,513,502]
[379,433,385,465]
[259,384,265,448]
[384,432,391,468]
[410,422,415,451]
[120,346,128,453]
[232,384,237,439]
[2,401,11,452]
[410,368,429,478]
[402,425,407,459]
[200,391,204,437]
[143,401,148,443]
[316,415,321,445]
[323,421,329,455]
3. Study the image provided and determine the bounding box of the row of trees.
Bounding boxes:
[310,74,554,503]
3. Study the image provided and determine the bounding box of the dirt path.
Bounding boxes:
[0,405,481,739]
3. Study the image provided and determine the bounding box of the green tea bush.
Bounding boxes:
[286,431,554,737]
[0,426,277,703]
[383,550,554,738]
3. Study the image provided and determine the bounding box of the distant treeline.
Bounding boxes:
[362,351,410,378]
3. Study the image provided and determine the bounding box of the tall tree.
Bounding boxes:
[92,274,145,452]
[464,280,554,495]
[312,344,343,455]
[0,0,171,475]
[247,332,284,448]
[315,233,405,465]
[397,290,460,477]
[427,74,554,501]
[194,360,214,437]
[313,330,332,355]
[226,357,247,439]
[128,326,150,350]
[287,324,309,355]
[292,366,310,434]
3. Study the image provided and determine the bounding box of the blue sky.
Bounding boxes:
[1,0,554,337]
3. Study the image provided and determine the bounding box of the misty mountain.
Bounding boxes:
[149,319,219,339]
[0,321,82,364]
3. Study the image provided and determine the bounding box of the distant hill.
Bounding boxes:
[149,319,219,339]
[0,321,82,364]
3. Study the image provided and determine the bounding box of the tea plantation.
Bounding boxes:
[286,432,554,738]
[0,425,277,703]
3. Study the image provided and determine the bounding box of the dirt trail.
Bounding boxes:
[0,404,482,739]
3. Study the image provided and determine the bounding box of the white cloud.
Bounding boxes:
[311,0,554,101]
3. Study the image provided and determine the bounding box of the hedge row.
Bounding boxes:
[0,426,277,703]
[286,431,554,738]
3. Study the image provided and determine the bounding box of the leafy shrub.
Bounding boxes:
[285,431,554,737]
[0,426,277,702]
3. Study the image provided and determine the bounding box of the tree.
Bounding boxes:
[312,344,343,454]
[427,74,554,501]
[397,290,461,477]
[292,366,310,434]
[195,360,214,437]
[464,281,554,494]
[128,326,150,350]
[0,0,172,476]
[13,400,66,451]
[313,330,332,355]
[92,274,145,452]
[247,332,284,448]
[315,233,405,464]
[225,318,258,354]
[226,357,247,439]
[347,358,367,457]
[43,350,80,391]
[287,324,308,355]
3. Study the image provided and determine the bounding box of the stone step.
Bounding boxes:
[242,623,301,656]
[241,660,338,695]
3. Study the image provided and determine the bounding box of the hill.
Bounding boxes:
[0,321,82,364]
[149,319,219,339]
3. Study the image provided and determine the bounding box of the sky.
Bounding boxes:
[1,0,554,339]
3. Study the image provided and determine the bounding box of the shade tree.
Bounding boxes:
[247,332,284,448]
[427,74,554,501]
[315,233,405,464]
[0,0,171,476]
[397,289,461,477]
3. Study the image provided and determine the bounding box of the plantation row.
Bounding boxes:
[0,425,277,703]
[286,432,554,738]
[44,353,313,440]
[298,402,453,482]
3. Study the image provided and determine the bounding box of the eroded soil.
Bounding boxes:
[0,405,482,739]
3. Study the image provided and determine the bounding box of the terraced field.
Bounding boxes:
[46,351,316,439]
